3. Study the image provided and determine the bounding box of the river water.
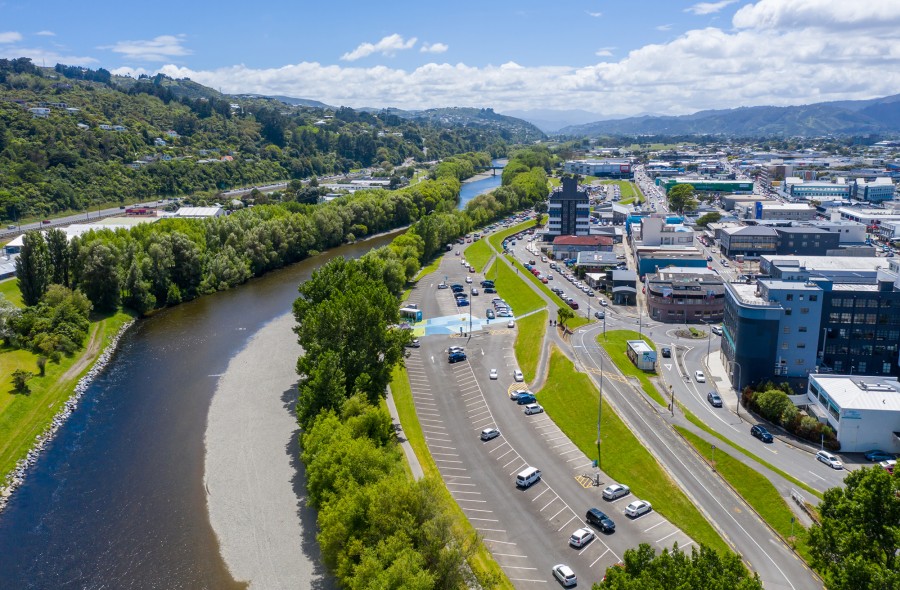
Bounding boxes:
[457,159,505,210]
[0,232,400,589]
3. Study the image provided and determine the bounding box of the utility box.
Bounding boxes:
[626,340,657,371]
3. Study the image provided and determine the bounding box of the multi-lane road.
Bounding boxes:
[402,232,822,588]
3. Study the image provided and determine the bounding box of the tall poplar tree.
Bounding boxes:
[15,230,50,306]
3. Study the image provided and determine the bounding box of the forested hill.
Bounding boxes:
[558,93,900,137]
[0,57,513,225]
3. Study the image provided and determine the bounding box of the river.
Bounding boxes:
[0,232,401,589]
[457,159,505,210]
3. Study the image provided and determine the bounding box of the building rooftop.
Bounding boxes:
[576,251,619,264]
[553,235,613,246]
[761,203,815,211]
[810,374,900,412]
[721,226,778,236]
[626,340,653,354]
[762,255,888,272]
[729,282,771,306]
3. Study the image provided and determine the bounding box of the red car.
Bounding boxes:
[568,300,579,310]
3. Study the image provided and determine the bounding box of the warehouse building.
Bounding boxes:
[805,375,900,453]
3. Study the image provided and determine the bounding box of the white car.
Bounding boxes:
[507,319,515,328]
[465,276,473,283]
[599,299,608,307]
[514,370,524,382]
[569,527,595,548]
[694,370,706,383]
[602,483,631,501]
[552,564,577,587]
[480,427,500,441]
[524,403,544,415]
[489,369,498,380]
[625,500,652,518]
[816,450,843,470]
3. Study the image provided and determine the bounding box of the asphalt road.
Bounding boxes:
[405,251,697,587]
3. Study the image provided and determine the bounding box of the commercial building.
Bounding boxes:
[721,258,900,390]
[636,216,695,247]
[805,375,900,453]
[837,207,900,230]
[786,178,852,200]
[634,247,707,276]
[576,251,620,273]
[756,202,817,221]
[551,235,613,260]
[660,178,754,195]
[611,270,638,305]
[773,227,840,256]
[718,226,778,258]
[564,159,632,179]
[547,177,590,238]
[646,267,725,323]
[854,177,895,204]
[721,195,772,211]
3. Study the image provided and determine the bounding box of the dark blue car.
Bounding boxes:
[751,425,773,443]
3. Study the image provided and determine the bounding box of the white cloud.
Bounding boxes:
[595,47,615,57]
[587,11,603,17]
[421,42,448,54]
[341,34,417,61]
[0,45,97,65]
[118,0,900,118]
[103,34,191,62]
[685,1,736,16]
[656,24,673,31]
[0,31,23,44]
[35,30,55,37]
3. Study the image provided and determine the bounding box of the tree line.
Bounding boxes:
[290,149,552,587]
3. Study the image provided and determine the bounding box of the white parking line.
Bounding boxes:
[548,506,568,521]
[507,578,546,583]
[656,530,679,544]
[463,508,493,513]
[550,441,573,449]
[543,434,569,442]
[558,448,582,456]
[432,452,458,457]
[590,548,612,567]
[429,444,456,450]
[466,398,486,407]
[419,418,445,425]
[540,497,559,511]
[496,448,515,460]
[469,410,491,420]
[457,498,489,503]
[439,466,467,471]
[571,461,595,470]
[557,515,578,532]
[502,457,521,468]
[493,552,529,558]
[451,490,482,495]
[643,521,666,533]
[531,488,550,502]
[472,417,494,426]
[509,462,529,475]
[489,442,511,454]
[483,537,515,544]
[467,517,500,522]
[807,470,827,482]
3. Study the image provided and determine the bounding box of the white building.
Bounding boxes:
[806,374,900,453]
[174,206,224,218]
[563,159,632,178]
[637,216,695,247]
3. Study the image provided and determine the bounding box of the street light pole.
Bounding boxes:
[597,348,603,473]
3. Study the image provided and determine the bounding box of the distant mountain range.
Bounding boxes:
[558,94,900,137]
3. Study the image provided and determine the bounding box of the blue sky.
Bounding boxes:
[2,0,899,116]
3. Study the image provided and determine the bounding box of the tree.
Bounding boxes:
[45,228,69,287]
[667,184,698,215]
[807,467,900,590]
[12,369,33,394]
[296,350,347,427]
[75,241,121,312]
[557,306,575,328]
[0,294,20,346]
[16,230,51,306]
[755,389,792,425]
[598,543,763,589]
[696,211,722,227]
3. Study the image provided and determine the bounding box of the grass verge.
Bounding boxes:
[680,408,824,500]
[487,219,536,253]
[0,309,134,478]
[0,278,23,308]
[599,329,666,407]
[464,239,492,272]
[514,311,547,383]
[675,426,813,563]
[537,348,729,554]
[391,365,515,590]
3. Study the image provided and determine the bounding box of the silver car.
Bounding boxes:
[602,483,630,501]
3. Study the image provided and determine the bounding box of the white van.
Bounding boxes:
[516,466,542,489]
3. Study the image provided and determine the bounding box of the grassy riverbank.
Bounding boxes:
[0,280,134,478]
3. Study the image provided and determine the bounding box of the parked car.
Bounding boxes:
[465,276,473,284]
[480,427,500,441]
[568,300,579,310]
[707,392,723,407]
[489,369,498,380]
[437,282,449,289]
[624,500,652,518]
[486,309,495,320]
[484,287,497,294]
[448,351,467,363]
[552,564,577,588]
[508,319,515,328]
[523,403,543,415]
[569,527,596,548]
[514,370,524,382]
[406,339,421,348]
[471,288,479,296]
[517,393,537,405]
[455,298,469,306]
[879,459,896,474]
[510,389,531,401]
[864,449,896,462]
[751,424,774,443]
[585,508,616,532]
[660,347,671,358]
[602,483,630,501]
[711,326,723,336]
[816,450,843,470]
[448,346,464,354]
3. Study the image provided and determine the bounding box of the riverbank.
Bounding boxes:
[0,315,135,512]
[205,311,332,589]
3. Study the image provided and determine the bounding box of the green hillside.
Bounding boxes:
[0,57,513,224]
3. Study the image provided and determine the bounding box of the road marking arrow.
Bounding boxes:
[664,363,672,371]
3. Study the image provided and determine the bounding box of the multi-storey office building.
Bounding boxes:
[547,177,590,238]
